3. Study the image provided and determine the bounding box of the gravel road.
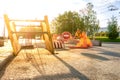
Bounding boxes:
[0,42,120,80]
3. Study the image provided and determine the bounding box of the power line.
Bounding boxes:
[93,0,119,14]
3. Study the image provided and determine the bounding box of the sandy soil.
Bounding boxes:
[0,42,120,80]
[0,40,13,54]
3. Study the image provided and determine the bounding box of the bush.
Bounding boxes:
[107,16,119,40]
[108,32,119,39]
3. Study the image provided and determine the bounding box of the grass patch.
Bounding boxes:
[95,37,120,42]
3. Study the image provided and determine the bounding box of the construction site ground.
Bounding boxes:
[0,41,120,80]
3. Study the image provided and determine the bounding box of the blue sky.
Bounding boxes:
[0,0,120,36]
[86,0,120,27]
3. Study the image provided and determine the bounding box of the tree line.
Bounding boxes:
[18,3,119,40]
[51,2,119,40]
[51,3,99,39]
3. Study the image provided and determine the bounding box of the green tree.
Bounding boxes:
[51,11,81,35]
[51,3,99,38]
[80,3,100,39]
[107,16,119,39]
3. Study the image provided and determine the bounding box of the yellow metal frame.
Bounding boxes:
[4,14,54,55]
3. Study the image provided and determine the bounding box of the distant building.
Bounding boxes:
[99,27,120,36]
[98,27,108,32]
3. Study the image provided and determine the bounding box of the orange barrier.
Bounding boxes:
[76,32,92,48]
[69,31,92,49]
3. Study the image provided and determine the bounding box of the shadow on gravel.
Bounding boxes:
[55,48,70,51]
[81,53,109,61]
[32,54,89,80]
[33,73,88,80]
[99,52,120,58]
[53,54,89,80]
[95,47,120,58]
[0,55,15,79]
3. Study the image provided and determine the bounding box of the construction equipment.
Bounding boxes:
[4,14,54,55]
